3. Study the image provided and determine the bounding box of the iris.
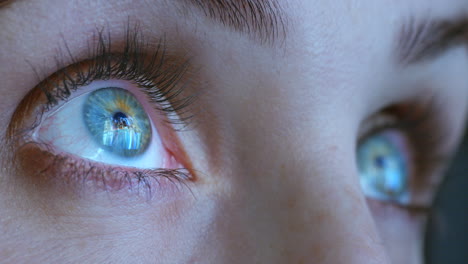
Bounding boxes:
[83,87,151,157]
[357,133,408,201]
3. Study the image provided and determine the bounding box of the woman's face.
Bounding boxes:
[1,0,467,263]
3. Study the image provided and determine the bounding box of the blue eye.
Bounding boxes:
[357,132,410,203]
[83,87,151,157]
[35,81,165,169]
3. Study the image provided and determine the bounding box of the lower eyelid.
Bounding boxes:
[366,198,429,224]
[13,142,193,199]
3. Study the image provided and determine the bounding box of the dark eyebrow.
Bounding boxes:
[181,0,287,45]
[0,0,15,9]
[398,15,468,65]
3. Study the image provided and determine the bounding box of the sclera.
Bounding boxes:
[33,80,166,169]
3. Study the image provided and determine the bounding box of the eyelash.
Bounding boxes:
[19,144,192,199]
[359,98,450,209]
[41,27,194,126]
[7,26,196,199]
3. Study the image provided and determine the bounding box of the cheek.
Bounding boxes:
[367,199,426,264]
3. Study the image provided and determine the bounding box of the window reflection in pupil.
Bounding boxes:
[374,155,386,169]
[82,87,152,157]
[112,112,132,129]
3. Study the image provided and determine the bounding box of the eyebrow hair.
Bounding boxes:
[398,15,468,65]
[182,0,287,45]
[0,0,14,9]
[2,1,466,62]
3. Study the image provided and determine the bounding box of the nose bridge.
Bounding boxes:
[225,87,391,262]
[241,137,392,263]
[282,156,390,263]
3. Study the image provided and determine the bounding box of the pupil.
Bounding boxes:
[374,155,386,168]
[112,112,132,129]
[83,87,152,157]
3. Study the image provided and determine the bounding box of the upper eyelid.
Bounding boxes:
[26,25,197,127]
[4,25,200,151]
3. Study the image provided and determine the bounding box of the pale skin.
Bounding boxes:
[1,0,468,263]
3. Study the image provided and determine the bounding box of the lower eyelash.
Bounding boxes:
[14,141,193,200]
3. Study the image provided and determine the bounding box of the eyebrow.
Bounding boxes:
[181,0,287,45]
[398,15,468,65]
[183,0,467,62]
[0,0,14,8]
[1,1,466,63]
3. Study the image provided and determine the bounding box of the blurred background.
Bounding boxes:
[426,126,468,263]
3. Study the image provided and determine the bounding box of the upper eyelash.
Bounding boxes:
[384,98,450,173]
[35,24,196,127]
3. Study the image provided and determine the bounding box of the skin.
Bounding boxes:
[1,0,468,263]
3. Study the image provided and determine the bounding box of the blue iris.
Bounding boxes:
[83,87,151,157]
[357,134,408,200]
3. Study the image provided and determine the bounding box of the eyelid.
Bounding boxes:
[15,142,191,195]
[8,29,195,151]
[41,49,193,124]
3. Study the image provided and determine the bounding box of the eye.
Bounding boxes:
[35,82,166,169]
[357,130,410,204]
[7,28,196,198]
[356,102,449,208]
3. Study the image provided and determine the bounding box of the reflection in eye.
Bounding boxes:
[35,83,165,169]
[354,98,455,209]
[83,87,151,157]
[357,131,409,204]
[355,101,451,209]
